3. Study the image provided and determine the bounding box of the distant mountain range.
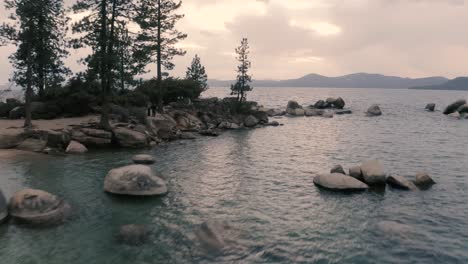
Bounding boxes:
[409,77,468,91]
[209,73,449,89]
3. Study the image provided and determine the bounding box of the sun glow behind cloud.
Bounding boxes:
[289,20,341,36]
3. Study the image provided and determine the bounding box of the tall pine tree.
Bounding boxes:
[0,0,69,128]
[135,0,187,110]
[72,0,134,129]
[231,38,252,102]
[186,54,208,92]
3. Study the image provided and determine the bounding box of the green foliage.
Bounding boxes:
[186,54,208,92]
[136,78,203,104]
[230,38,253,102]
[0,0,70,97]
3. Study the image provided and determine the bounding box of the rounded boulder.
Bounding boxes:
[8,189,71,226]
[387,175,418,191]
[313,173,369,191]
[104,165,167,196]
[0,189,7,223]
[360,160,387,185]
[367,105,382,116]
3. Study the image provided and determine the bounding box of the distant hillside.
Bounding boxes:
[209,73,448,89]
[410,77,468,91]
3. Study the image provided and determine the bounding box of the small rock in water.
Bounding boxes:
[8,189,71,226]
[0,189,7,223]
[132,154,155,165]
[104,165,168,196]
[199,130,220,137]
[349,166,363,181]
[361,160,387,185]
[66,140,88,154]
[367,105,382,116]
[313,173,368,191]
[331,165,346,175]
[118,224,150,245]
[425,103,436,112]
[444,99,466,115]
[414,172,436,189]
[196,220,234,252]
[387,175,418,191]
[266,121,280,127]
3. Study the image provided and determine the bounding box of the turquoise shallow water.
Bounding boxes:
[0,87,467,264]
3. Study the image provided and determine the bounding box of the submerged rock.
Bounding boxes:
[0,132,28,149]
[387,175,418,191]
[361,160,386,185]
[104,165,167,196]
[196,220,234,251]
[322,111,334,118]
[305,108,324,117]
[414,172,436,189]
[376,221,415,239]
[66,140,88,154]
[367,105,382,116]
[8,189,71,226]
[331,165,346,175]
[335,109,353,115]
[117,224,150,245]
[444,99,466,115]
[132,154,155,165]
[266,121,280,127]
[0,189,7,223]
[349,166,364,181]
[313,173,368,191]
[425,103,436,112]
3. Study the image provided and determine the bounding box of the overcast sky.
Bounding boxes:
[1,0,468,84]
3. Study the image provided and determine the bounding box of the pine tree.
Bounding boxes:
[186,55,208,92]
[231,38,252,102]
[134,0,187,110]
[72,0,134,130]
[0,0,69,128]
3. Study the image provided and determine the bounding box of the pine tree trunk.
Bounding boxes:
[156,0,163,111]
[24,63,33,129]
[98,0,111,131]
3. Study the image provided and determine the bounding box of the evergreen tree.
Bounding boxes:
[72,0,134,129]
[231,38,252,102]
[186,54,208,92]
[134,0,187,110]
[0,0,69,128]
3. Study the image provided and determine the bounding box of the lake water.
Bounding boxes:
[1,87,467,264]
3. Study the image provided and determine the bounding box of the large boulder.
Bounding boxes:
[46,130,71,149]
[414,172,435,189]
[132,154,155,165]
[9,106,25,119]
[8,189,71,226]
[113,127,149,148]
[70,128,112,147]
[360,160,387,185]
[252,111,269,124]
[425,103,436,112]
[387,175,418,191]
[244,115,259,127]
[313,173,368,191]
[326,97,346,109]
[66,140,88,154]
[104,165,167,196]
[314,100,329,109]
[457,104,468,114]
[117,224,150,245]
[0,189,7,223]
[444,99,466,115]
[367,105,382,116]
[0,131,28,149]
[16,138,47,152]
[286,101,303,115]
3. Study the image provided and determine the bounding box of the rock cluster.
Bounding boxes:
[315,161,436,192]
